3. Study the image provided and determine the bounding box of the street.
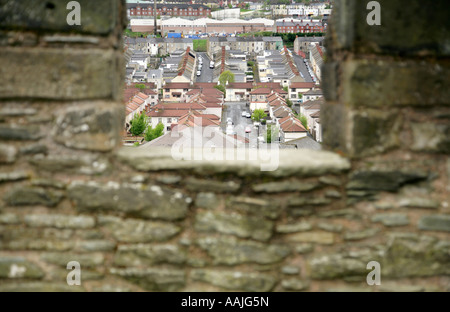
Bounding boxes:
[195,52,214,83]
[290,50,315,83]
[221,101,266,148]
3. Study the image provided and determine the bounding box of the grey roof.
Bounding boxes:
[282,136,322,150]
[294,37,325,43]
[147,69,163,79]
[262,37,283,42]
[165,38,193,44]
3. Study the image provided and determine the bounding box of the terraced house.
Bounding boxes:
[127,3,211,18]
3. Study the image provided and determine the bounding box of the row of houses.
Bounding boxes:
[147,83,224,134]
[275,19,327,34]
[127,3,211,18]
[130,17,275,35]
[208,36,283,55]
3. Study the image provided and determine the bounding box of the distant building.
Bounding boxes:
[127,3,211,18]
[275,19,327,34]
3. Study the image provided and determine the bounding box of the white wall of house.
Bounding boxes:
[283,131,308,142]
[313,119,322,143]
[204,107,222,118]
[150,116,178,134]
[250,102,268,112]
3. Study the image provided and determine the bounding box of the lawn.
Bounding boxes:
[193,39,207,52]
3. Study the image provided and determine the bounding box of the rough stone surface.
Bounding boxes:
[195,211,273,241]
[156,175,182,185]
[418,215,450,232]
[317,223,343,233]
[0,125,41,141]
[399,198,440,209]
[77,240,116,252]
[228,196,281,220]
[343,60,450,107]
[371,214,410,227]
[0,213,20,224]
[30,155,109,175]
[195,192,219,209]
[295,244,314,254]
[110,268,186,291]
[252,181,319,193]
[105,219,181,243]
[185,178,241,193]
[191,269,277,292]
[68,182,189,221]
[114,244,186,267]
[19,144,48,155]
[0,143,17,163]
[4,186,64,207]
[287,197,332,207]
[196,236,290,265]
[352,110,401,157]
[0,257,44,279]
[0,282,84,292]
[344,228,380,241]
[308,250,378,280]
[281,278,309,291]
[53,104,123,152]
[0,0,119,35]
[24,214,95,229]
[383,235,450,277]
[285,232,335,245]
[281,266,300,275]
[0,48,121,100]
[0,171,29,183]
[411,123,450,153]
[40,252,104,268]
[276,222,312,234]
[348,170,428,192]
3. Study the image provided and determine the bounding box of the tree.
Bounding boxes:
[245,3,250,9]
[135,84,146,90]
[130,112,149,142]
[219,70,235,86]
[228,4,232,9]
[286,99,293,108]
[144,122,164,142]
[298,113,308,130]
[283,86,288,92]
[251,109,267,122]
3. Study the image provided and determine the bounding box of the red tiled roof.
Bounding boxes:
[133,97,145,105]
[228,82,253,89]
[290,82,315,89]
[153,103,206,111]
[250,88,272,95]
[279,116,307,133]
[147,110,192,118]
[164,83,191,89]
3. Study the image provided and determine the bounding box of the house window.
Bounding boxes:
[167,118,172,123]
[165,89,170,92]
[158,118,163,123]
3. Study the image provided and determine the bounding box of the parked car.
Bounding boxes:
[241,111,247,117]
[245,126,252,133]
[245,112,251,118]
[210,63,214,69]
[197,71,201,76]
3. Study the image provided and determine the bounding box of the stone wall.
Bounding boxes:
[0,0,448,292]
